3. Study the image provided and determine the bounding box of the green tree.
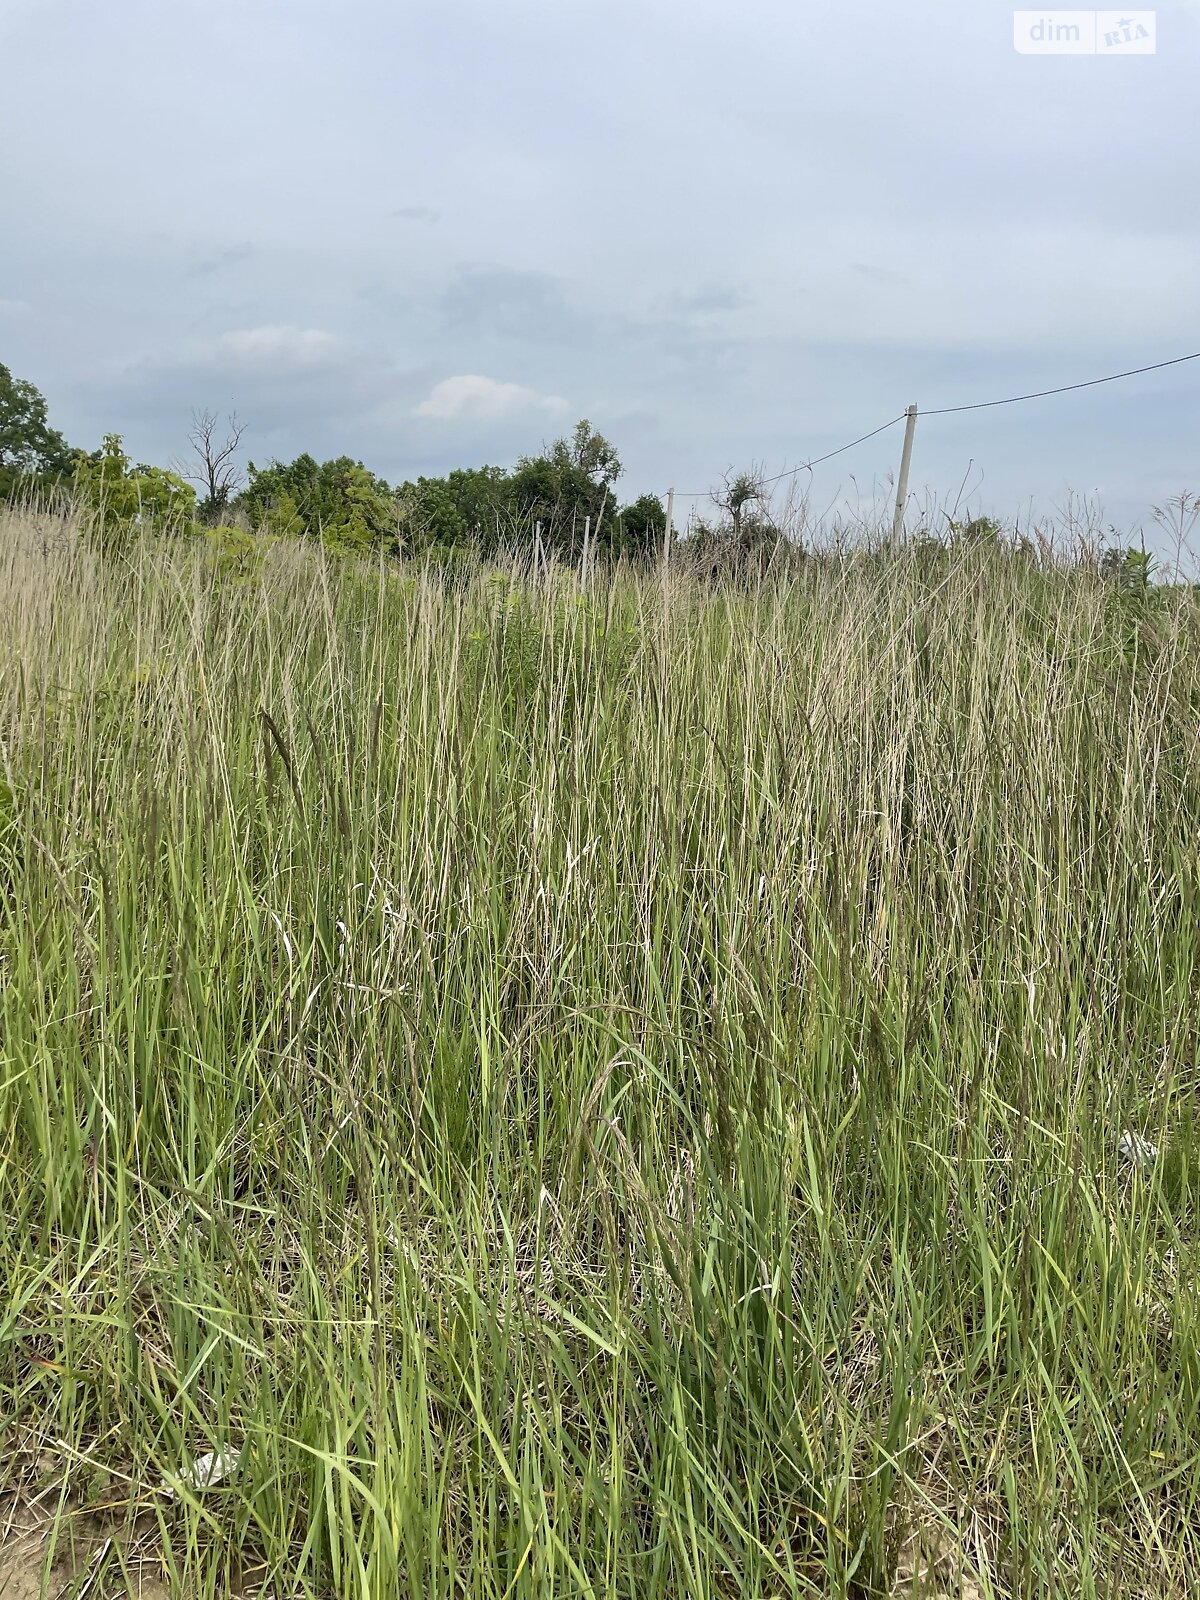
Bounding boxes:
[716,470,768,544]
[686,469,785,580]
[74,434,195,538]
[610,492,668,558]
[0,362,74,499]
[508,419,622,558]
[395,465,511,554]
[238,454,396,552]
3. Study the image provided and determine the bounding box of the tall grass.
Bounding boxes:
[2,507,1200,1598]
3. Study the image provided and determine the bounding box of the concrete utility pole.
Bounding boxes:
[892,405,918,542]
[662,488,675,567]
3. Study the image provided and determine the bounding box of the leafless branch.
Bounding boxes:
[182,410,246,515]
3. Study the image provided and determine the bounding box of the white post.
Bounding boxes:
[594,488,608,553]
[535,520,544,581]
[892,405,918,543]
[580,515,591,588]
[662,488,675,567]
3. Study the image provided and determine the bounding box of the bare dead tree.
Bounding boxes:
[183,410,246,520]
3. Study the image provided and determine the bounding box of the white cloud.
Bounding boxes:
[415,374,569,422]
[211,325,342,371]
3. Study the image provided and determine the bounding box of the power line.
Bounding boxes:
[759,414,908,485]
[672,412,906,499]
[667,347,1200,504]
[924,350,1200,416]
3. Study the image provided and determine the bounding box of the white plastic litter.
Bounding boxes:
[162,1447,242,1499]
[1117,1131,1159,1170]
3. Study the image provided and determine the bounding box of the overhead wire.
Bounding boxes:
[667,349,1200,502]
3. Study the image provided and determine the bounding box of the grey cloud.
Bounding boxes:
[437,266,602,347]
[105,326,395,438]
[663,284,750,315]
[184,243,255,280]
[392,205,441,223]
[431,265,740,385]
[356,281,415,315]
[850,263,910,288]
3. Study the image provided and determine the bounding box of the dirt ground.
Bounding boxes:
[1,1472,173,1600]
[0,1478,986,1600]
[0,1486,170,1599]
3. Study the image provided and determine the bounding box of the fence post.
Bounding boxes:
[891,405,918,543]
[662,488,674,569]
[580,515,591,588]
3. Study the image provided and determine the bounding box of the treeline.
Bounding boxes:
[2,359,1181,584]
[0,361,668,559]
[236,420,668,559]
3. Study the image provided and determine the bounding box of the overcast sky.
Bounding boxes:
[1,0,1196,542]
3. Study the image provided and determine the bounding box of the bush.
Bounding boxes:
[74,434,195,544]
[200,523,276,581]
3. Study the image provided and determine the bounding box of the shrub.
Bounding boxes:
[74,434,195,544]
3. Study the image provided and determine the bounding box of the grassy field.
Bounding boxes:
[2,505,1200,1598]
